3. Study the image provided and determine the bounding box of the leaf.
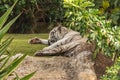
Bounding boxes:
[102,1,110,9]
[20,71,36,80]
[0,38,13,56]
[0,0,18,29]
[13,71,20,80]
[81,1,95,8]
[0,56,7,62]
[0,13,21,40]
[4,4,10,9]
[0,53,27,79]
[0,56,10,71]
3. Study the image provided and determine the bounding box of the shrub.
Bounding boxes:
[94,0,120,26]
[0,0,63,33]
[63,0,120,60]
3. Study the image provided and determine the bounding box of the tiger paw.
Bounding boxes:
[28,37,41,44]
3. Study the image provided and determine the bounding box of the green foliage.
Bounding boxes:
[101,57,120,80]
[0,0,16,29]
[0,0,63,33]
[20,71,36,80]
[94,0,120,26]
[0,0,38,33]
[63,0,98,36]
[0,14,21,40]
[0,0,35,79]
[63,0,120,59]
[0,54,27,78]
[63,1,120,79]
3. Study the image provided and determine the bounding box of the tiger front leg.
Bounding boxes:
[34,44,69,56]
[34,41,80,56]
[42,37,73,50]
[28,37,49,45]
[34,48,62,56]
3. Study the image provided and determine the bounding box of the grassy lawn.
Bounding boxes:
[3,34,48,55]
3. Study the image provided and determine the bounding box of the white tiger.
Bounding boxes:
[28,24,97,80]
[28,24,88,56]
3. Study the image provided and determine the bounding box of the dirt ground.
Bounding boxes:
[94,53,114,79]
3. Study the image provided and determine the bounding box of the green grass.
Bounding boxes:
[3,34,48,55]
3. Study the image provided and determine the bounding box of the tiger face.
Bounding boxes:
[48,25,69,45]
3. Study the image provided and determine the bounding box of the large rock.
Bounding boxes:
[5,51,113,80]
[6,51,96,80]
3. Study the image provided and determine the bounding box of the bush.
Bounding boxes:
[63,0,120,79]
[0,0,63,33]
[63,0,120,60]
[94,0,120,26]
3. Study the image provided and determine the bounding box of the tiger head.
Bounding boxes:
[48,24,69,45]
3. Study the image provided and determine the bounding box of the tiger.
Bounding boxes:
[28,24,97,80]
[28,24,91,57]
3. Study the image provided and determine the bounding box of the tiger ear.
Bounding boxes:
[57,22,61,26]
[58,26,62,33]
[54,22,61,27]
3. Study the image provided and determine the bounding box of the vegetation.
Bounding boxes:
[0,0,120,79]
[101,57,120,80]
[0,0,63,33]
[0,0,119,33]
[63,0,120,59]
[63,0,120,80]
[94,0,120,26]
[0,0,35,79]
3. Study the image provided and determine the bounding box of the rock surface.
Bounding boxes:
[6,52,113,80]
[6,51,97,80]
